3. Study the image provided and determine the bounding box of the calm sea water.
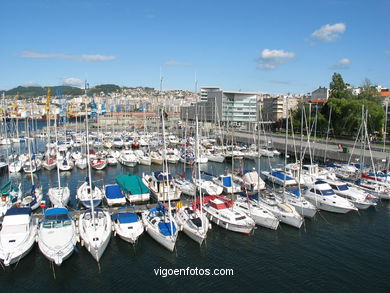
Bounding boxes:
[0,136,389,292]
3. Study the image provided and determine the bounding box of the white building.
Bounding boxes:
[311,86,329,101]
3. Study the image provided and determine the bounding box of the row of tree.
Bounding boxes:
[291,73,385,137]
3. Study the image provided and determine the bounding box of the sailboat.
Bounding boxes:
[0,207,37,266]
[42,88,57,171]
[38,207,77,265]
[142,108,178,251]
[78,83,111,262]
[175,114,209,245]
[47,114,70,208]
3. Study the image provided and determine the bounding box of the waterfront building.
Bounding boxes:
[180,87,258,129]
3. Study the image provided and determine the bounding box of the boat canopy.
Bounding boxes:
[158,222,176,236]
[270,170,294,181]
[5,207,31,216]
[153,171,173,182]
[113,212,138,224]
[116,174,149,195]
[222,176,232,187]
[105,184,124,199]
[45,208,68,216]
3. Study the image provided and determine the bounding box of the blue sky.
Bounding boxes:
[1,0,389,94]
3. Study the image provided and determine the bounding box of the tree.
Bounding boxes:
[358,78,380,103]
[329,72,353,100]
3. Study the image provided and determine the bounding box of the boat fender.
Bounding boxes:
[81,240,84,247]
[35,235,39,243]
[111,224,115,232]
[210,216,213,221]
[114,231,117,237]
[180,225,184,231]
[216,219,219,225]
[208,223,212,229]
[145,226,148,232]
[385,189,389,194]
[226,223,228,229]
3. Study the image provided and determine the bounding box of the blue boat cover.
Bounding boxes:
[45,208,69,216]
[153,171,173,181]
[113,212,138,223]
[222,176,232,187]
[288,188,301,196]
[158,222,177,236]
[270,170,294,181]
[105,185,124,199]
[5,207,31,216]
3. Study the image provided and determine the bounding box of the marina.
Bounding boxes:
[0,114,389,290]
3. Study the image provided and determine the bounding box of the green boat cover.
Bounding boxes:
[116,174,149,195]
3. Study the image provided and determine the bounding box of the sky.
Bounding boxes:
[1,0,389,94]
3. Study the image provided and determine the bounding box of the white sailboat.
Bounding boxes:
[142,109,178,251]
[48,114,70,208]
[175,114,209,245]
[78,83,111,262]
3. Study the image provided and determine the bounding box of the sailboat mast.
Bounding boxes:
[195,113,202,216]
[54,114,61,189]
[282,98,289,201]
[161,107,173,236]
[85,82,95,219]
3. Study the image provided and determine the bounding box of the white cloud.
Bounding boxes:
[256,49,295,70]
[61,77,83,86]
[79,54,116,61]
[330,58,351,70]
[20,51,116,62]
[311,23,346,42]
[164,60,193,66]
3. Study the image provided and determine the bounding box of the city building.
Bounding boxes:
[180,87,258,129]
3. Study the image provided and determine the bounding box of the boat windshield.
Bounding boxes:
[320,189,335,196]
[42,220,72,229]
[338,185,349,191]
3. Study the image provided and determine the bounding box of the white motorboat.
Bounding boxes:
[118,149,138,167]
[38,208,77,265]
[0,208,37,266]
[303,180,358,214]
[103,184,127,206]
[323,178,377,210]
[112,208,144,244]
[202,196,255,234]
[91,158,107,170]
